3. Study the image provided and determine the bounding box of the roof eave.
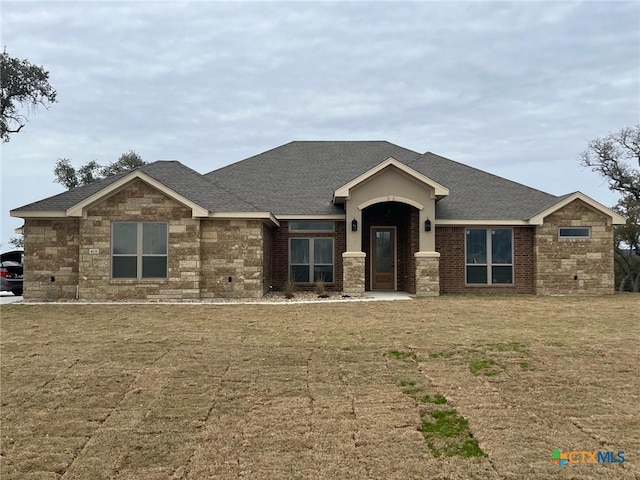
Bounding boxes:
[333,157,449,202]
[66,170,210,218]
[528,192,626,226]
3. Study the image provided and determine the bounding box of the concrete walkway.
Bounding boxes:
[365,291,413,301]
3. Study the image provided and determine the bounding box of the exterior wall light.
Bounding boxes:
[424,219,432,232]
[351,218,358,231]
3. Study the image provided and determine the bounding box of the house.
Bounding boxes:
[10,141,625,301]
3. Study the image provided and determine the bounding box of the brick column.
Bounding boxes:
[342,252,366,296]
[415,252,440,296]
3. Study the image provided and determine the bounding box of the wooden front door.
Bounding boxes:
[371,227,395,290]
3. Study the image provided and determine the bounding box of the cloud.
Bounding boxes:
[1,1,638,244]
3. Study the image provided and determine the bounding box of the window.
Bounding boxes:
[112,222,168,278]
[289,238,334,283]
[466,228,513,285]
[558,227,591,238]
[289,221,334,232]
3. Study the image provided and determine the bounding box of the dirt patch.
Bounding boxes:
[1,295,638,478]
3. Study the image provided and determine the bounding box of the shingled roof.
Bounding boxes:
[12,141,564,220]
[205,141,560,219]
[11,161,257,214]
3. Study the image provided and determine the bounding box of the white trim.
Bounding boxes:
[11,210,67,218]
[436,219,530,226]
[208,211,280,226]
[14,226,24,235]
[370,226,397,291]
[334,157,449,200]
[66,171,209,218]
[529,192,626,226]
[414,251,440,258]
[358,196,424,211]
[276,214,346,220]
[342,251,366,258]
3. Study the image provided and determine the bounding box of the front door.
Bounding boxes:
[371,227,395,290]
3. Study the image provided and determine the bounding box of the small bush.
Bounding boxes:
[314,278,328,296]
[283,280,296,299]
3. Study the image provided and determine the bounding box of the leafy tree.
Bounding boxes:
[54,151,146,190]
[580,125,640,291]
[1,49,57,142]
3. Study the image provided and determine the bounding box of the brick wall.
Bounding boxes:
[79,180,201,300]
[436,226,535,294]
[23,219,80,301]
[271,221,345,291]
[534,200,614,295]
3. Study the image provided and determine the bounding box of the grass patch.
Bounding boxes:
[384,349,417,362]
[483,341,530,356]
[519,361,532,370]
[420,410,486,458]
[428,351,454,359]
[469,358,500,376]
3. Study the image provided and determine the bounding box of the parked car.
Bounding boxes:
[0,250,23,296]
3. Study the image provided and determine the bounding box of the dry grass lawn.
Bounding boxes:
[1,295,639,479]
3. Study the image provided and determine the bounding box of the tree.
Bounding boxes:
[1,49,57,142]
[8,236,24,249]
[580,125,640,201]
[580,125,640,292]
[54,151,146,190]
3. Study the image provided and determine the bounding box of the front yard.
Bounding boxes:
[1,295,638,479]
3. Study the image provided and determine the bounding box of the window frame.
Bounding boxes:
[288,221,335,233]
[464,228,514,286]
[111,221,169,279]
[558,227,591,239]
[288,237,335,284]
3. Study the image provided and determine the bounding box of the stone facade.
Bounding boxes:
[342,252,366,296]
[200,219,264,299]
[78,180,201,301]
[534,199,614,295]
[23,219,80,301]
[22,180,266,301]
[20,181,616,301]
[414,252,440,296]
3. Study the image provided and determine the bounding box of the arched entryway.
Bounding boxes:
[362,202,419,293]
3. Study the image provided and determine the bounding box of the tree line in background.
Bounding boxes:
[581,125,640,291]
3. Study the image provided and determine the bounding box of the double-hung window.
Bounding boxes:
[466,228,513,285]
[290,238,334,283]
[112,222,168,279]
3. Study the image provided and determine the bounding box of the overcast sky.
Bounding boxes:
[1,1,639,249]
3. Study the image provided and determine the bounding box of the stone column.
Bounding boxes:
[342,252,366,296]
[415,251,440,296]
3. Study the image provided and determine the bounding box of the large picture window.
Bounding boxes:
[112,222,168,279]
[466,228,513,285]
[289,238,334,283]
